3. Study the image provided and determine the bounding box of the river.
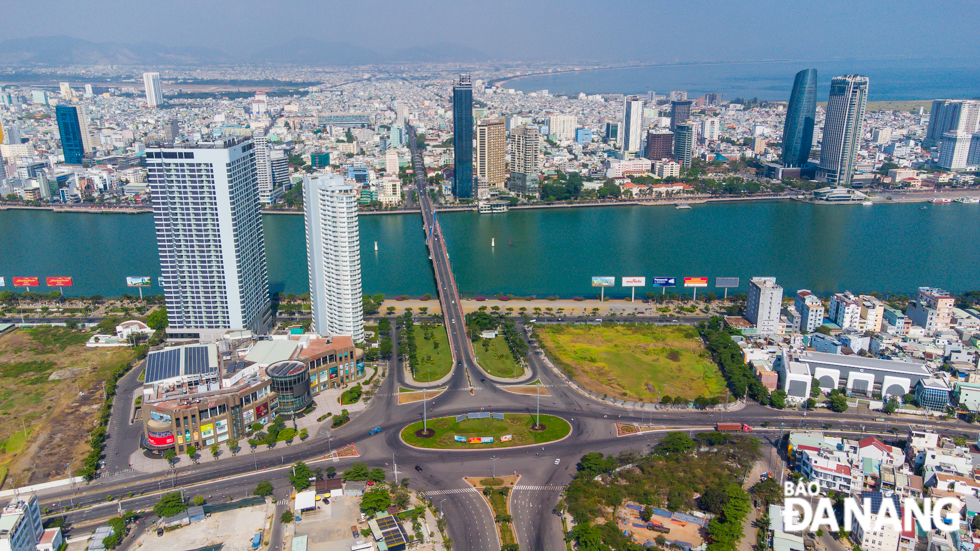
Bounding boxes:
[1,200,978,299]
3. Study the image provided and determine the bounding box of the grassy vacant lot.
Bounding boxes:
[411,323,453,382]
[537,323,725,402]
[475,336,524,379]
[0,327,136,488]
[401,413,570,449]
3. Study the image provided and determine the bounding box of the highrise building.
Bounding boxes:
[644,130,674,161]
[548,115,576,140]
[701,118,720,141]
[59,82,72,100]
[509,125,541,196]
[164,119,180,141]
[673,124,694,168]
[817,75,868,186]
[304,174,364,342]
[252,130,274,204]
[452,74,474,199]
[938,131,971,170]
[0,494,43,551]
[782,68,818,168]
[55,105,85,165]
[385,150,399,174]
[143,72,163,108]
[475,117,506,190]
[746,277,783,336]
[622,96,644,153]
[926,100,980,143]
[670,100,693,132]
[967,133,980,166]
[390,124,405,147]
[147,138,272,335]
[605,122,620,144]
[76,104,96,154]
[794,290,825,333]
[270,150,289,188]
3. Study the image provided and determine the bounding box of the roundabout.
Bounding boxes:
[400,413,572,450]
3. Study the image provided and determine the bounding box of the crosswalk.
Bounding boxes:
[275,498,290,505]
[513,485,566,491]
[96,469,137,479]
[425,488,477,496]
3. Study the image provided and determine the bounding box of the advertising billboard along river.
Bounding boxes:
[591,276,615,287]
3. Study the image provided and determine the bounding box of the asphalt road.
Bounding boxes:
[33,130,979,549]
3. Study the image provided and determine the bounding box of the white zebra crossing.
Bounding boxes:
[425,488,478,496]
[513,485,566,491]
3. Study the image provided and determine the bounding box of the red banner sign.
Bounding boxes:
[46,277,74,287]
[147,433,175,446]
[683,277,708,288]
[12,277,39,287]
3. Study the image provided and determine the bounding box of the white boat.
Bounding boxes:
[862,200,873,206]
[931,197,952,204]
[675,204,692,210]
[954,196,979,204]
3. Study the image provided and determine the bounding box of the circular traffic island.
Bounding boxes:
[401,413,571,450]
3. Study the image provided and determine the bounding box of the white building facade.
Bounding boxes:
[304,174,364,342]
[147,138,272,335]
[143,72,163,108]
[746,277,783,336]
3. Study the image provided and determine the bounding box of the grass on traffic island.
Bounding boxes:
[397,387,448,405]
[401,413,571,449]
[475,336,525,379]
[466,475,519,548]
[500,384,551,397]
[410,323,453,383]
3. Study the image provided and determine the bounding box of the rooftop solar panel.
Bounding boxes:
[145,348,181,383]
[184,345,212,376]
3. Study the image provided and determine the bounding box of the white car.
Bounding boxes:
[554,458,560,465]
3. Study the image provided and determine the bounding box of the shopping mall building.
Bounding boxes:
[139,333,362,453]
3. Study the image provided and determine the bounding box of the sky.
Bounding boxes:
[2,0,978,63]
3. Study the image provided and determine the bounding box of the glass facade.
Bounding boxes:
[56,105,85,164]
[782,68,818,168]
[453,75,473,198]
[915,381,950,412]
[267,360,312,415]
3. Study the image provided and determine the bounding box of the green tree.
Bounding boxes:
[253,480,274,497]
[290,461,314,490]
[571,523,604,551]
[343,462,369,481]
[193,495,205,506]
[640,506,654,522]
[883,397,899,414]
[770,390,787,409]
[368,467,387,483]
[152,492,187,518]
[577,452,617,478]
[280,510,294,523]
[361,488,391,516]
[163,448,177,467]
[186,445,197,464]
[655,432,696,455]
[829,393,849,413]
[227,439,239,456]
[147,307,168,330]
[326,466,337,478]
[210,443,220,460]
[810,378,822,398]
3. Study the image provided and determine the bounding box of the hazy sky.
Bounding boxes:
[3,0,978,62]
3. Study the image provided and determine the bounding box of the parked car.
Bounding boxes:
[554,458,561,465]
[369,426,382,435]
[415,465,423,472]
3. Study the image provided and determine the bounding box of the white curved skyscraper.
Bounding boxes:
[304,174,364,342]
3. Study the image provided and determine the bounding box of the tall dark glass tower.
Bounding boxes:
[56,105,85,165]
[452,74,473,199]
[782,69,818,168]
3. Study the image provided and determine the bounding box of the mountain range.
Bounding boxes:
[0,36,493,66]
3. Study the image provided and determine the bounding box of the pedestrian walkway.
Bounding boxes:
[426,487,477,496]
[513,485,566,491]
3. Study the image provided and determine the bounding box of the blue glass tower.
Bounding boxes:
[782,69,818,168]
[56,105,85,165]
[452,75,473,199]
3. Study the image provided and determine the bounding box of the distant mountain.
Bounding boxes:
[390,43,492,63]
[0,36,232,66]
[251,39,382,66]
[0,36,495,67]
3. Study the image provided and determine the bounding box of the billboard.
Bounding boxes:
[454,436,467,442]
[652,277,676,287]
[126,276,152,287]
[684,277,709,288]
[256,403,269,418]
[46,277,73,287]
[501,435,513,442]
[0,277,4,287]
[148,431,175,446]
[591,276,615,287]
[715,277,740,288]
[12,277,39,287]
[622,277,646,287]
